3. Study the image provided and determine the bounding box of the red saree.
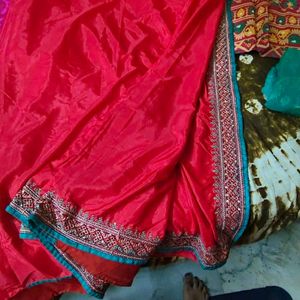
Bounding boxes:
[0,0,249,298]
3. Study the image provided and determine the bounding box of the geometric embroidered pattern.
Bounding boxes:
[160,12,246,266]
[10,181,160,262]
[207,12,246,242]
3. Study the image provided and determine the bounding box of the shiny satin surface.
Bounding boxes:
[0,0,9,28]
[0,0,226,298]
[1,1,74,299]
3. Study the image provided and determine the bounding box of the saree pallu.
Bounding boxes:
[0,0,249,298]
[232,0,300,57]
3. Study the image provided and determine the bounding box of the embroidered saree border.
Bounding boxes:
[157,1,250,264]
[6,3,250,298]
[8,181,159,264]
[6,205,109,298]
[226,0,250,242]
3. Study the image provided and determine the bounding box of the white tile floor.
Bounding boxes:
[62,220,300,300]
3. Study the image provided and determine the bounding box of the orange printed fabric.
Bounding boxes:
[232,0,300,57]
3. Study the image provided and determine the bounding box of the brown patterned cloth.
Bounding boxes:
[232,0,300,57]
[236,52,300,243]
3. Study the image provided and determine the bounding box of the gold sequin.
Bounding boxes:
[289,16,297,25]
[277,29,291,39]
[237,8,246,18]
[258,6,266,15]
[245,25,256,36]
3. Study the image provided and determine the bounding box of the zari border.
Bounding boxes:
[7,181,160,265]
[6,205,108,298]
[208,0,250,244]
[226,0,250,242]
[157,1,250,265]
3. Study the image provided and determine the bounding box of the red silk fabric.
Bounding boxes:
[0,0,247,298]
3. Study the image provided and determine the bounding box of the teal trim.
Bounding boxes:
[159,2,251,262]
[226,0,250,242]
[6,206,146,266]
[6,205,104,299]
[20,233,36,239]
[27,276,73,288]
[20,231,37,240]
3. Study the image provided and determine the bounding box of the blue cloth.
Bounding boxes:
[262,48,300,117]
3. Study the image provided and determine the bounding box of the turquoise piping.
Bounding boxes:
[6,205,104,299]
[226,0,250,242]
[13,208,224,271]
[6,206,146,266]
[20,231,36,240]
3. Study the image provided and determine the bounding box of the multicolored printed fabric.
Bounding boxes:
[232,0,300,57]
[236,52,300,243]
